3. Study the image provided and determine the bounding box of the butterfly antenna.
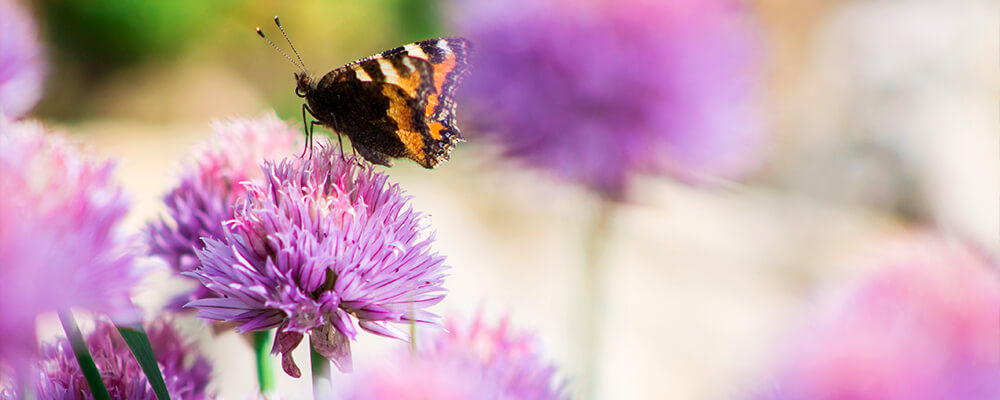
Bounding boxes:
[273,16,308,72]
[256,27,306,73]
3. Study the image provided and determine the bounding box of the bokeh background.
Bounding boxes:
[11,0,998,398]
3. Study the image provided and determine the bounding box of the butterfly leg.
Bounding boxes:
[334,124,347,164]
[300,104,313,158]
[323,112,350,164]
[308,120,319,160]
[348,138,359,164]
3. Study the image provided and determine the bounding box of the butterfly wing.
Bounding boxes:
[312,55,432,167]
[310,37,470,168]
[380,37,472,168]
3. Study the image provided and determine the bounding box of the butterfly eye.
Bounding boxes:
[296,86,307,97]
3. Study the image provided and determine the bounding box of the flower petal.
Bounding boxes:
[311,323,353,373]
[272,330,304,378]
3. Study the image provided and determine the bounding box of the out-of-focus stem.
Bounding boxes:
[582,199,615,400]
[310,339,331,400]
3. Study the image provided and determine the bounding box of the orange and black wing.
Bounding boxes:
[380,37,471,168]
[310,37,470,169]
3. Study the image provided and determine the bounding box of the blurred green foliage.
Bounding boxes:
[31,0,452,121]
[387,0,445,41]
[39,0,234,75]
[36,0,446,74]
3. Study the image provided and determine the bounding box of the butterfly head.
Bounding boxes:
[294,72,315,97]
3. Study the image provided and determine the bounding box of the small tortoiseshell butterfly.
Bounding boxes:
[258,17,470,168]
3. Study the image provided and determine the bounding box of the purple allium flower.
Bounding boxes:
[340,314,567,400]
[0,0,45,118]
[757,234,1000,400]
[456,0,764,198]
[2,318,213,400]
[0,119,139,372]
[146,113,299,310]
[186,144,448,376]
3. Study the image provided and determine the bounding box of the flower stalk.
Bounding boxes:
[310,342,331,400]
[253,330,276,394]
[581,200,614,400]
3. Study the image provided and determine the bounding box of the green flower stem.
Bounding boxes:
[252,330,275,394]
[310,341,331,400]
[57,310,110,400]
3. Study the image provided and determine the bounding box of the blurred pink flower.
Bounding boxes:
[758,234,1000,400]
[340,314,567,400]
[456,0,764,199]
[0,0,45,117]
[0,119,140,372]
[146,113,299,310]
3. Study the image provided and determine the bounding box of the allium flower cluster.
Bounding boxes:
[0,0,45,117]
[341,315,567,400]
[1,318,212,400]
[186,145,448,376]
[457,0,763,198]
[757,234,1000,400]
[0,119,139,371]
[146,113,299,309]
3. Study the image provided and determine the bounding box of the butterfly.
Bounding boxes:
[258,17,471,168]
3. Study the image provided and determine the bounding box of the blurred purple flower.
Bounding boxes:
[146,113,299,310]
[186,144,448,376]
[758,234,1000,400]
[2,318,213,400]
[0,119,140,372]
[0,0,45,117]
[343,316,569,400]
[341,314,567,400]
[456,0,764,198]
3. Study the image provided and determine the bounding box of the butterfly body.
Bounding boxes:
[297,37,471,168]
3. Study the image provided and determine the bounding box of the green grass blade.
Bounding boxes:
[116,322,172,400]
[57,310,110,400]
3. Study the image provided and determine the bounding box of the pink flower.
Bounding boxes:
[758,234,1000,400]
[0,119,140,372]
[341,314,567,399]
[0,0,45,117]
[186,144,448,376]
[146,113,299,310]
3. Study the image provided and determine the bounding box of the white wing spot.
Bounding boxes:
[404,43,428,60]
[354,67,373,82]
[378,59,400,81]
